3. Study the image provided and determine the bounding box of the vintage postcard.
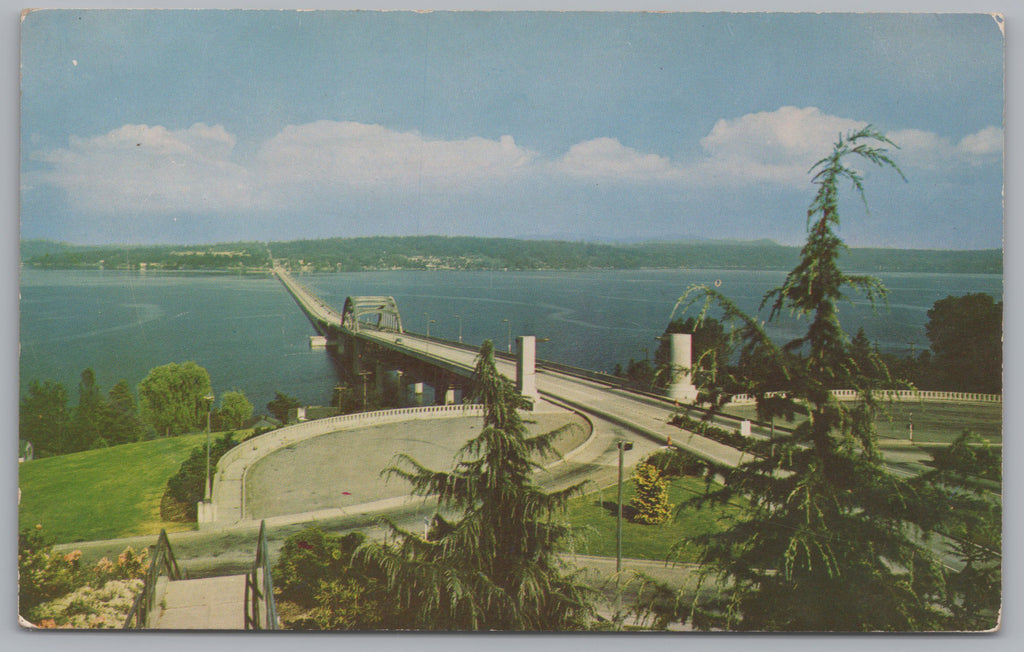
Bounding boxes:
[18,9,1003,632]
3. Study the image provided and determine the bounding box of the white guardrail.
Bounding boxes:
[729,389,1002,404]
[206,404,485,524]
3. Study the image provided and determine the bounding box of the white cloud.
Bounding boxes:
[695,106,867,185]
[551,137,680,181]
[889,125,1003,170]
[34,123,252,214]
[957,126,1003,159]
[31,113,1002,218]
[256,121,536,190]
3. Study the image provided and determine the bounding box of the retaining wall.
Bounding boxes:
[207,404,484,526]
[729,389,1001,404]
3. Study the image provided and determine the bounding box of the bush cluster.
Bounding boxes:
[643,447,706,478]
[272,527,384,630]
[669,413,773,457]
[630,463,673,525]
[19,524,149,628]
[162,432,238,521]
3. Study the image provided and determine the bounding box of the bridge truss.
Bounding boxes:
[342,295,404,334]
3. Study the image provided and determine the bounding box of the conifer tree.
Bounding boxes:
[360,340,594,630]
[631,462,672,525]
[673,127,999,631]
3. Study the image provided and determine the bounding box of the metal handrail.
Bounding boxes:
[244,520,279,630]
[122,529,183,629]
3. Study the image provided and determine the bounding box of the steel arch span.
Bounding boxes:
[342,296,404,333]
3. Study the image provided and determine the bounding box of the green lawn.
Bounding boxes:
[18,433,213,544]
[721,400,1002,444]
[565,474,741,563]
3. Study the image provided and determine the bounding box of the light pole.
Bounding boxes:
[358,371,372,411]
[455,314,463,343]
[616,440,634,575]
[615,439,634,628]
[502,318,511,353]
[204,394,215,502]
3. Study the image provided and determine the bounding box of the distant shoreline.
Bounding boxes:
[20,236,1003,276]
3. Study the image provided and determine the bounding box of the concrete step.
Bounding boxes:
[148,574,248,630]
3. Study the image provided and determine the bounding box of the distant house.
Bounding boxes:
[19,440,33,463]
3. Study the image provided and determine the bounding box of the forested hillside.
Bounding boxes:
[21,236,1002,274]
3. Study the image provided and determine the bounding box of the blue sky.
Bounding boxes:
[19,10,1004,248]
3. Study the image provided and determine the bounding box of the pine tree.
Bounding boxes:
[360,340,594,630]
[674,127,998,631]
[631,463,672,525]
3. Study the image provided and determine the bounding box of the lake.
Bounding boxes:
[19,268,1003,409]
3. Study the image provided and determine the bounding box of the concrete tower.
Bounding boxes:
[516,335,539,404]
[666,333,699,403]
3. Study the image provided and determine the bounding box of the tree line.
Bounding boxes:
[616,292,1002,397]
[19,362,254,457]
[23,235,1001,274]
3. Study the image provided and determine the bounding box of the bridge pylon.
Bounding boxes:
[665,333,698,403]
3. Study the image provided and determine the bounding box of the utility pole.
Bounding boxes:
[615,439,633,628]
[204,394,215,502]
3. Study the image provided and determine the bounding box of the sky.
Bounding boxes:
[19,10,1004,248]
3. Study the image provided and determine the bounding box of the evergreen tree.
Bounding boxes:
[360,340,594,630]
[673,127,997,631]
[19,380,70,457]
[103,379,144,444]
[925,293,1002,393]
[266,391,302,423]
[70,368,108,451]
[631,462,672,525]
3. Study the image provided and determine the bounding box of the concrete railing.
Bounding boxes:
[207,404,485,526]
[729,389,1002,405]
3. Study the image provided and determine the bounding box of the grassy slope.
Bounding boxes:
[18,433,210,544]
[566,474,740,563]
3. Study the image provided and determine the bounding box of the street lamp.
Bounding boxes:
[204,394,215,502]
[615,439,634,628]
[455,314,463,343]
[502,318,511,353]
[358,371,372,411]
[616,440,634,575]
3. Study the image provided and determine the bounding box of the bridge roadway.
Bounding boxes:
[273,264,750,468]
[357,326,752,469]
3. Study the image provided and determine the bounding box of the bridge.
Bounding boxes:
[271,264,748,467]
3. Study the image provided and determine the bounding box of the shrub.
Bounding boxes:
[18,525,84,616]
[644,447,706,478]
[273,527,366,608]
[631,463,673,525]
[162,432,237,521]
[19,524,149,626]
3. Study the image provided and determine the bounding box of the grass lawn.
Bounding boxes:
[721,400,1001,444]
[565,474,741,563]
[19,433,216,544]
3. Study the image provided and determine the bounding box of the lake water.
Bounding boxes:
[19,268,1003,409]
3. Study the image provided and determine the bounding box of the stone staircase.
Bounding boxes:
[148,574,249,630]
[124,522,277,630]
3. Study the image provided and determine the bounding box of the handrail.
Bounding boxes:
[122,529,183,629]
[244,520,279,630]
